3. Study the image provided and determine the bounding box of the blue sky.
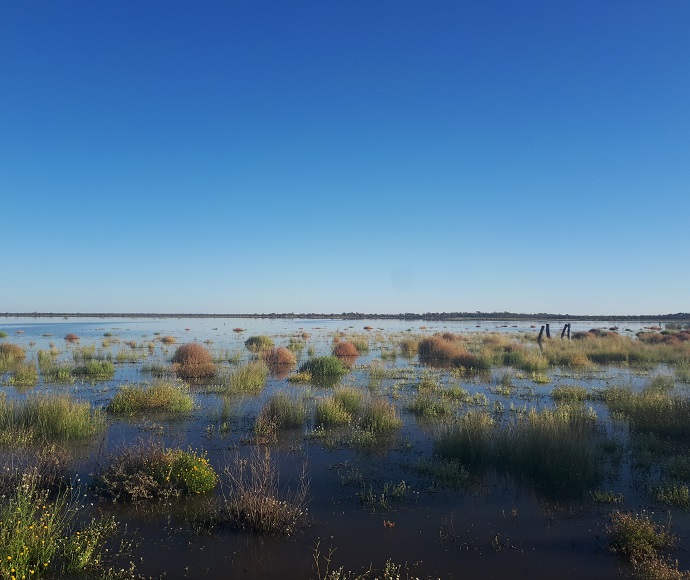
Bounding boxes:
[1,1,688,315]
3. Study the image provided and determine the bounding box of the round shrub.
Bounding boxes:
[96,445,218,501]
[264,347,297,367]
[172,343,216,379]
[64,333,80,342]
[333,341,359,358]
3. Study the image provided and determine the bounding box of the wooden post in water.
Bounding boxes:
[561,324,568,339]
[567,323,571,340]
[537,325,545,342]
[545,324,550,339]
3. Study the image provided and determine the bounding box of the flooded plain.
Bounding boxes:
[1,316,689,579]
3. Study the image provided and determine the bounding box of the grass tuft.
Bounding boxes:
[107,381,194,415]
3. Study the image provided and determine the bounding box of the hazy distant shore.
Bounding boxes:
[2,312,689,322]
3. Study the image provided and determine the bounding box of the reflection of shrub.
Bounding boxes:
[172,343,216,379]
[244,335,274,353]
[96,444,218,501]
[107,381,194,415]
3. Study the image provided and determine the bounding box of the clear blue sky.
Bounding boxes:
[2,1,688,315]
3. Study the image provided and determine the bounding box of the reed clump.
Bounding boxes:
[0,394,105,443]
[72,360,115,381]
[603,386,690,439]
[222,361,269,394]
[7,362,39,387]
[107,381,194,415]
[255,393,306,434]
[172,343,216,379]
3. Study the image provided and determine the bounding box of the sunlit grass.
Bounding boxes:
[107,381,194,415]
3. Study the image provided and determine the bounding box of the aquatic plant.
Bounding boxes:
[255,393,306,434]
[298,356,347,383]
[107,381,194,415]
[220,447,309,535]
[72,360,116,381]
[222,361,268,394]
[314,397,351,427]
[171,343,216,379]
[160,335,176,345]
[0,394,104,443]
[244,335,274,354]
[96,444,218,501]
[607,510,675,562]
[550,385,589,403]
[434,411,494,466]
[7,362,39,387]
[0,342,26,371]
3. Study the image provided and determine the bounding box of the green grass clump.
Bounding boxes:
[298,356,347,384]
[42,365,74,383]
[72,345,96,362]
[406,393,452,418]
[314,397,351,427]
[244,335,274,354]
[333,386,364,416]
[96,444,218,501]
[255,393,306,434]
[435,411,494,466]
[358,399,402,432]
[287,371,312,384]
[0,394,105,443]
[7,362,39,387]
[72,360,115,381]
[107,381,194,415]
[604,387,690,440]
[495,406,600,495]
[0,331,8,338]
[224,361,269,394]
[399,338,419,357]
[550,385,588,403]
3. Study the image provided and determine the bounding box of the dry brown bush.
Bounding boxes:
[172,343,216,379]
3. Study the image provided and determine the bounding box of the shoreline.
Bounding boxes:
[2,312,689,322]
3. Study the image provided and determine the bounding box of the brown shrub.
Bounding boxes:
[0,343,26,360]
[64,333,80,342]
[160,335,176,345]
[418,336,481,369]
[233,328,245,333]
[172,343,216,379]
[333,342,359,358]
[264,347,297,367]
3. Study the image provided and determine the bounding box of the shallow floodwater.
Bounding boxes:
[1,316,687,579]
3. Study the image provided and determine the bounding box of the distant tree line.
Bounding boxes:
[2,311,689,322]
